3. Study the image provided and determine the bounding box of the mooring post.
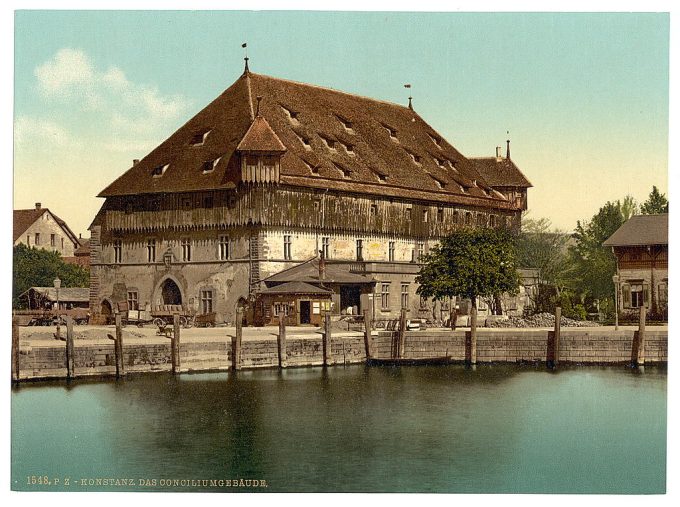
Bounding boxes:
[635,305,646,367]
[363,310,373,360]
[323,311,332,366]
[12,317,20,383]
[65,316,75,379]
[114,313,125,378]
[233,307,243,370]
[467,306,478,365]
[278,313,287,368]
[171,313,181,374]
[547,306,561,369]
[398,308,407,359]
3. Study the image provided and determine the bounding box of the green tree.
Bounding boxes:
[13,244,89,308]
[415,228,519,361]
[640,185,669,214]
[569,200,628,307]
[517,216,572,296]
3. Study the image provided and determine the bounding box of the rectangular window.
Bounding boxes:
[35,233,40,245]
[406,208,412,220]
[274,302,291,317]
[437,208,444,222]
[658,283,668,308]
[370,203,377,216]
[50,234,56,247]
[465,212,472,225]
[401,284,409,309]
[284,235,292,260]
[26,234,30,245]
[624,283,649,309]
[127,291,139,311]
[200,290,213,314]
[417,242,425,261]
[356,239,363,261]
[181,238,192,262]
[321,237,330,259]
[147,239,156,263]
[61,238,64,249]
[388,241,395,262]
[381,283,390,310]
[422,209,429,223]
[219,235,230,260]
[113,239,122,264]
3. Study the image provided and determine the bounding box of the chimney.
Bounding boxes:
[318,249,326,282]
[495,146,503,161]
[506,138,511,160]
[35,202,41,210]
[133,159,140,166]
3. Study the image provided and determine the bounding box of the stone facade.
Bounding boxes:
[14,204,80,257]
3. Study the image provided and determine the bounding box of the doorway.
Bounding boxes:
[340,285,362,313]
[160,278,182,305]
[299,300,311,324]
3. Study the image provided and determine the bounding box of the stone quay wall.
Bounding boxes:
[13,326,667,382]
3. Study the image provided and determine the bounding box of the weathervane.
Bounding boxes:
[404,83,413,110]
[242,42,249,73]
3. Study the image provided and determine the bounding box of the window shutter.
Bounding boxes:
[643,285,650,307]
[622,284,631,308]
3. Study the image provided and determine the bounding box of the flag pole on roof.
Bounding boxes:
[404,84,413,110]
[506,130,511,160]
[242,42,249,73]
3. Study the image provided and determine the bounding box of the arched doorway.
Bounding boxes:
[161,278,183,305]
[100,299,113,324]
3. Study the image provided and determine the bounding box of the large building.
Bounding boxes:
[14,202,81,258]
[603,214,668,319]
[89,63,531,325]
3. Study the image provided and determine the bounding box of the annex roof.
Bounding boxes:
[603,214,668,247]
[20,287,90,303]
[13,206,80,246]
[469,157,532,188]
[98,69,522,210]
[263,258,374,285]
[258,281,332,295]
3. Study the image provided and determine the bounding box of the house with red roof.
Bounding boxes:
[89,62,531,325]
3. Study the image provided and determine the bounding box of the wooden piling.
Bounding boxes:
[233,307,243,370]
[12,317,20,382]
[547,307,561,369]
[277,313,287,368]
[633,305,647,367]
[363,310,373,359]
[65,316,75,379]
[467,306,478,365]
[171,313,181,374]
[114,313,125,378]
[397,308,407,359]
[323,311,332,366]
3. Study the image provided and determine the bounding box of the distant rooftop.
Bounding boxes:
[603,214,668,247]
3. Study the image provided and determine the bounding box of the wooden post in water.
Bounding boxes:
[469,306,478,365]
[635,305,647,367]
[547,306,561,369]
[398,308,407,359]
[65,316,75,379]
[363,310,373,360]
[277,313,287,368]
[12,317,20,382]
[171,313,181,374]
[114,313,125,378]
[233,307,243,370]
[323,311,332,366]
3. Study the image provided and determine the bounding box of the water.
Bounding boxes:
[11,364,666,493]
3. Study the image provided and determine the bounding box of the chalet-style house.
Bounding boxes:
[603,214,668,319]
[89,63,531,325]
[14,203,81,258]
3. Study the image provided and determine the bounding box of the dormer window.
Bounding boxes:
[431,175,445,189]
[281,104,300,124]
[302,159,320,176]
[189,129,211,146]
[320,135,336,151]
[294,131,312,150]
[428,133,442,148]
[382,123,398,141]
[202,157,221,173]
[151,163,169,177]
[337,115,354,133]
[339,140,355,155]
[405,149,421,165]
[333,162,351,179]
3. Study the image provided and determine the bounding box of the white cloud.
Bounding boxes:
[14,116,82,149]
[31,48,191,151]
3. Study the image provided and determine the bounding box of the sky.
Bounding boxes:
[12,10,670,237]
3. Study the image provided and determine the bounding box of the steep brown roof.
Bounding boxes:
[237,115,286,152]
[470,157,532,188]
[99,71,521,210]
[603,214,668,247]
[13,207,80,246]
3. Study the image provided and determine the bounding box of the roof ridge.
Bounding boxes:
[249,72,414,112]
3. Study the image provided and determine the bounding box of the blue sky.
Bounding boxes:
[13,10,669,236]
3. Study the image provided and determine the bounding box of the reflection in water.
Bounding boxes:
[12,364,666,493]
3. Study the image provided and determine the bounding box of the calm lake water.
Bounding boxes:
[11,364,666,493]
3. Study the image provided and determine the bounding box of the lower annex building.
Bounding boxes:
[89,62,532,325]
